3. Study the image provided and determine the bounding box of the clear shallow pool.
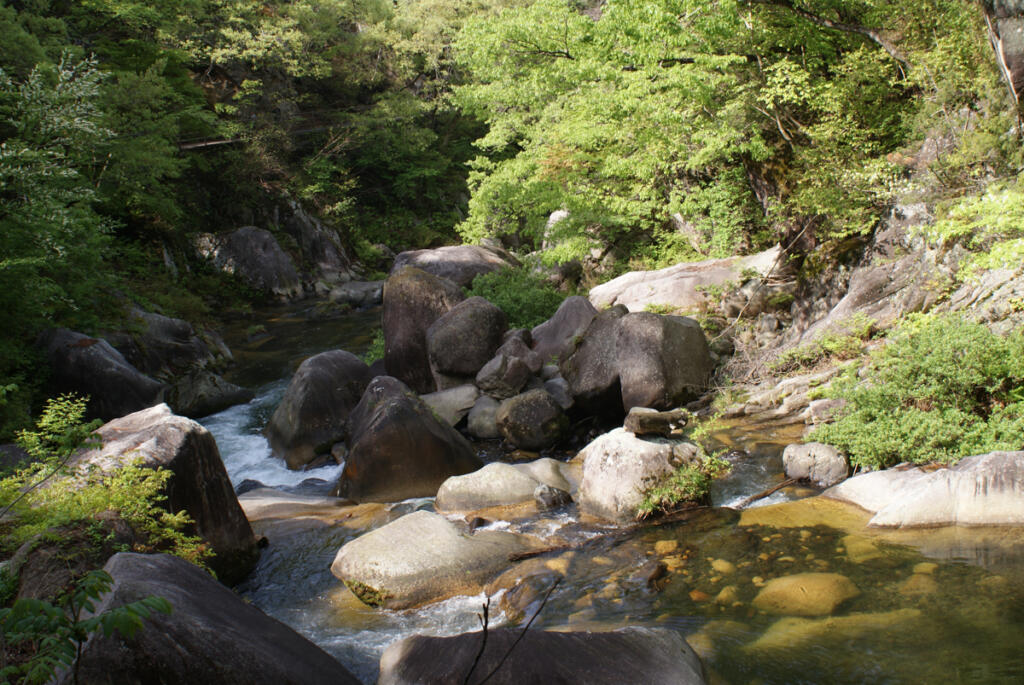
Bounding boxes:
[202,303,1024,684]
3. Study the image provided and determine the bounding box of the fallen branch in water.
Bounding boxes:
[733,478,798,509]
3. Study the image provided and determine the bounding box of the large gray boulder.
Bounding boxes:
[378,627,706,685]
[40,328,166,422]
[329,280,384,308]
[165,370,254,419]
[70,405,258,584]
[824,451,1024,527]
[61,553,359,685]
[334,377,482,502]
[196,226,302,300]
[531,295,599,364]
[576,428,679,523]
[475,352,533,400]
[559,305,629,414]
[435,458,576,512]
[467,396,501,439]
[426,296,507,388]
[615,313,712,411]
[390,244,518,288]
[495,389,569,451]
[588,246,780,312]
[331,510,530,609]
[383,267,465,394]
[264,350,372,470]
[783,442,849,487]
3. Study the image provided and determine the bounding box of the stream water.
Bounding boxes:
[201,303,1024,684]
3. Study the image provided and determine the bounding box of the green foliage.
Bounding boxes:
[923,176,1024,278]
[0,569,171,684]
[0,395,211,566]
[464,265,568,329]
[452,0,1014,265]
[361,329,385,364]
[771,313,876,375]
[812,315,1024,469]
[637,448,730,520]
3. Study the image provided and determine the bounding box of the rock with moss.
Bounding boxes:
[264,350,372,470]
[495,389,569,450]
[70,404,258,584]
[382,267,465,394]
[426,296,508,388]
[333,376,481,502]
[330,510,531,609]
[576,428,678,523]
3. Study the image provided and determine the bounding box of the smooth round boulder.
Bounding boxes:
[264,350,372,470]
[531,295,599,364]
[334,376,482,502]
[383,267,465,394]
[615,313,712,411]
[496,389,569,451]
[426,296,507,386]
[783,442,849,487]
[378,626,707,685]
[435,463,542,512]
[330,510,530,609]
[61,553,359,685]
[69,404,258,584]
[752,573,860,616]
[40,328,166,421]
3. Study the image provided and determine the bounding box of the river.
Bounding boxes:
[201,302,1024,684]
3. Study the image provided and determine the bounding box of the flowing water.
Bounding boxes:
[201,302,1024,684]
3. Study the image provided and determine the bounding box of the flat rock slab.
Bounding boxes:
[238,488,351,521]
[331,510,532,609]
[378,627,706,685]
[61,553,359,685]
[752,572,860,616]
[824,451,1024,527]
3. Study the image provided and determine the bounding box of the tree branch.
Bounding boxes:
[744,0,909,70]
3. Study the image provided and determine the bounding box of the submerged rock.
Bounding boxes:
[330,510,530,609]
[264,350,372,470]
[71,405,258,584]
[378,626,706,685]
[745,609,923,652]
[61,553,359,685]
[824,451,1024,527]
[751,572,860,617]
[334,376,481,502]
[782,442,849,487]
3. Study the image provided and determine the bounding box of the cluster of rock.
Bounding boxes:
[40,308,253,421]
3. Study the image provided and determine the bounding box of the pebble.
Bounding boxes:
[655,540,679,555]
[715,585,740,605]
[752,576,765,586]
[899,573,938,596]
[690,589,712,602]
[711,559,736,575]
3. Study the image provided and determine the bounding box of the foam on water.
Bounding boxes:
[201,380,344,489]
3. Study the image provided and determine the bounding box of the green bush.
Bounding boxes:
[811,314,1024,469]
[465,266,568,329]
[770,313,876,375]
[637,447,730,520]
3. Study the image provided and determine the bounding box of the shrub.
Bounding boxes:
[637,445,730,519]
[770,313,876,374]
[465,266,568,329]
[811,314,1024,469]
